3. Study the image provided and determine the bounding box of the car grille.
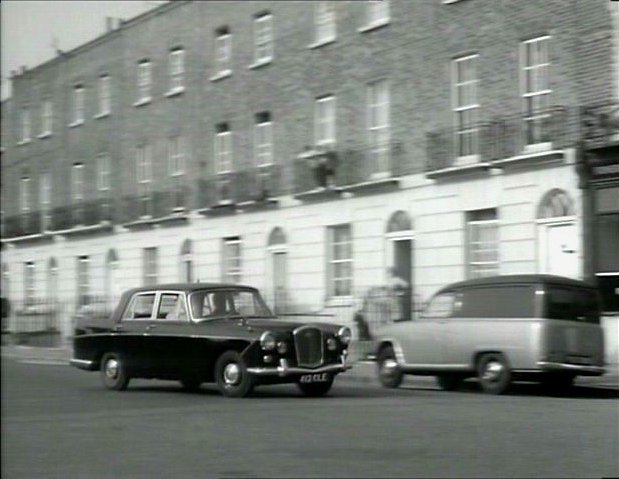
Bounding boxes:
[294,326,324,368]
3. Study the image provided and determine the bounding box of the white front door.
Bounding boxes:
[272,251,287,314]
[546,223,579,278]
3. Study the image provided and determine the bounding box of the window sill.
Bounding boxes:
[133,97,152,107]
[17,139,32,146]
[93,112,110,120]
[165,87,185,98]
[358,20,390,33]
[210,70,232,82]
[308,38,336,49]
[68,120,84,129]
[248,58,273,70]
[37,132,52,139]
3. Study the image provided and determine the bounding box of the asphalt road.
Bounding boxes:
[1,358,618,479]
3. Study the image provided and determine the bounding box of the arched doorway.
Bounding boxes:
[105,249,119,309]
[537,189,578,278]
[385,210,414,320]
[180,239,193,282]
[268,227,288,314]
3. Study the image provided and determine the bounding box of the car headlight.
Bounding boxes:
[276,341,288,354]
[337,326,351,346]
[260,331,276,351]
[326,337,338,351]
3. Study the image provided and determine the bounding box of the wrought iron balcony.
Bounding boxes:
[2,212,41,239]
[51,199,113,232]
[197,164,283,210]
[426,106,575,175]
[582,100,619,149]
[293,141,407,196]
[120,189,189,225]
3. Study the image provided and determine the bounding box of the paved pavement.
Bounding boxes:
[2,342,618,389]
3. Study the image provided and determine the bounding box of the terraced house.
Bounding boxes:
[1,0,618,356]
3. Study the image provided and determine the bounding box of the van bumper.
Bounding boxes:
[536,361,605,376]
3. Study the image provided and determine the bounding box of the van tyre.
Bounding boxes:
[477,353,511,395]
[100,352,130,391]
[214,350,254,398]
[377,346,403,389]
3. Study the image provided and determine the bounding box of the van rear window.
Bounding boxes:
[544,286,600,324]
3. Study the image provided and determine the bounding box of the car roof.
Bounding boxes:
[436,274,596,294]
[122,283,258,295]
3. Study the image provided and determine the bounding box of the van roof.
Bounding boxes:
[436,274,595,294]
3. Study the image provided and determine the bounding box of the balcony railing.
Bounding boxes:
[121,189,189,225]
[426,106,575,173]
[582,100,619,149]
[293,141,407,195]
[197,164,283,210]
[51,199,113,231]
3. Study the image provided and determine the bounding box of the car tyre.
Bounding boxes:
[100,352,130,391]
[297,375,334,397]
[377,346,403,389]
[477,353,511,395]
[436,374,462,391]
[214,350,254,398]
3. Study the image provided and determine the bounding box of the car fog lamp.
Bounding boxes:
[327,337,338,351]
[260,331,276,351]
[263,354,274,364]
[337,326,352,346]
[276,341,288,354]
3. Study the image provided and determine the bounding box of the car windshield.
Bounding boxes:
[188,289,275,321]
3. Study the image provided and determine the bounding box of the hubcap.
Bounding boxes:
[381,358,398,378]
[105,358,119,380]
[482,361,504,382]
[223,363,241,385]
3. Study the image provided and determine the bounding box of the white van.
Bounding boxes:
[373,274,606,394]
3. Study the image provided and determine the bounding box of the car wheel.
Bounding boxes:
[214,350,254,398]
[377,346,403,389]
[100,352,130,391]
[179,377,202,392]
[297,375,334,397]
[436,374,462,391]
[541,373,575,392]
[476,353,511,395]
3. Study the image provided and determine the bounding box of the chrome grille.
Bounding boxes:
[294,326,324,368]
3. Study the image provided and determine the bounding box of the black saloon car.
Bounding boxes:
[70,283,352,397]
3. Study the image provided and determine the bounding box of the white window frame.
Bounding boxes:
[255,114,273,167]
[253,13,273,64]
[143,247,158,286]
[215,28,232,76]
[71,163,84,203]
[361,0,390,30]
[21,107,31,142]
[327,224,353,299]
[315,2,336,45]
[136,60,152,104]
[520,36,551,151]
[98,74,111,116]
[77,256,90,304]
[367,79,390,177]
[20,177,31,214]
[97,153,111,193]
[452,54,480,165]
[215,127,233,174]
[24,261,35,304]
[72,85,85,125]
[40,173,51,231]
[315,95,336,146]
[40,100,52,136]
[168,48,185,94]
[222,237,242,284]
[168,136,186,211]
[466,210,499,279]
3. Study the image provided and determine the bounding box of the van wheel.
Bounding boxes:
[377,346,403,389]
[214,350,254,398]
[477,353,511,395]
[100,352,130,391]
[436,374,462,391]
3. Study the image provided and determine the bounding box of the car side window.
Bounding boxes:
[122,293,156,320]
[422,293,455,318]
[157,293,188,321]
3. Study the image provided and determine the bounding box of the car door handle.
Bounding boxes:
[112,325,123,332]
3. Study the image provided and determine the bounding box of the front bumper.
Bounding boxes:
[537,361,605,376]
[247,355,352,377]
[70,358,96,371]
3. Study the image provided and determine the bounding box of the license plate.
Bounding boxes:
[300,373,329,383]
